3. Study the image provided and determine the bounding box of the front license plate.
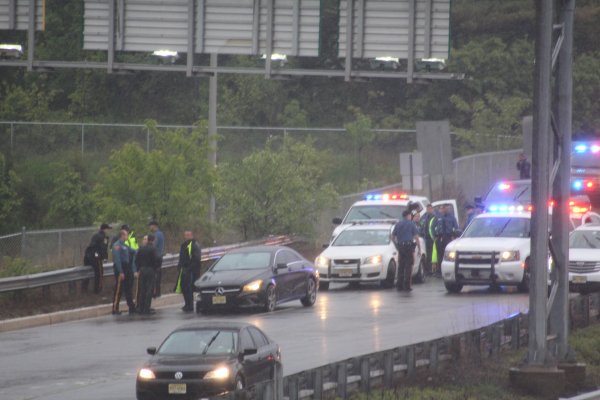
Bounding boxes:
[212,295,227,305]
[470,269,480,277]
[168,383,187,394]
[337,269,353,277]
[573,275,587,284]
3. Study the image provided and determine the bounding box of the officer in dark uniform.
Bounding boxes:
[83,223,112,293]
[136,234,160,315]
[112,229,138,315]
[392,210,421,291]
[148,220,165,298]
[176,230,202,312]
[436,205,459,267]
[419,205,437,276]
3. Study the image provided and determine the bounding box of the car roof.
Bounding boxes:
[476,212,532,219]
[174,321,255,331]
[342,223,395,231]
[227,245,291,254]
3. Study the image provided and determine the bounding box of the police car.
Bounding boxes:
[330,192,458,243]
[441,207,532,294]
[316,222,426,290]
[568,220,600,293]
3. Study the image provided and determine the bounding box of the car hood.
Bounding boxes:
[147,354,233,370]
[569,248,600,262]
[195,269,267,288]
[446,237,529,252]
[320,245,392,260]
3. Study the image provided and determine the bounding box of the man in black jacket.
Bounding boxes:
[176,230,202,312]
[136,235,160,315]
[83,223,112,293]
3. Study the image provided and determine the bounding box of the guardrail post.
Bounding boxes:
[313,368,323,399]
[20,226,26,258]
[58,231,63,260]
[407,346,416,376]
[274,361,283,400]
[583,295,590,327]
[430,341,439,371]
[383,350,394,387]
[511,316,521,350]
[337,362,347,398]
[360,356,370,392]
[287,376,298,400]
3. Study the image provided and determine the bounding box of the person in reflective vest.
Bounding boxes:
[175,230,202,312]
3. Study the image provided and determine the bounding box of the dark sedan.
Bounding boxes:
[194,245,318,313]
[136,321,281,400]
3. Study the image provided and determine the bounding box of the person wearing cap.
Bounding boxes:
[419,204,438,276]
[135,234,161,315]
[111,229,138,315]
[463,204,477,231]
[392,210,421,291]
[82,223,112,294]
[148,220,165,297]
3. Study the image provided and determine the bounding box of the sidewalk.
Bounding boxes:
[0,293,183,333]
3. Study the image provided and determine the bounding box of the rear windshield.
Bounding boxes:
[462,217,530,238]
[333,229,391,246]
[344,205,405,222]
[484,181,531,204]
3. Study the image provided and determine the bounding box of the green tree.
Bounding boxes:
[94,121,216,236]
[44,165,94,227]
[0,153,21,234]
[344,108,375,186]
[276,100,308,127]
[218,137,338,240]
[573,52,600,129]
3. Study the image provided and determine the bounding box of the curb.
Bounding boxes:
[0,294,183,333]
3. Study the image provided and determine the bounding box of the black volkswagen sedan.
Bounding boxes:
[195,245,318,313]
[136,321,281,400]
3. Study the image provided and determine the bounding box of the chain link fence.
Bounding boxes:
[0,226,97,271]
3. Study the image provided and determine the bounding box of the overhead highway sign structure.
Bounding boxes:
[0,0,44,31]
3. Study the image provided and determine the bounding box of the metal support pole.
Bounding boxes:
[344,0,354,81]
[27,0,36,71]
[209,53,218,225]
[528,0,553,366]
[10,123,14,152]
[146,128,150,152]
[107,0,116,73]
[549,0,574,361]
[81,125,85,156]
[407,0,416,83]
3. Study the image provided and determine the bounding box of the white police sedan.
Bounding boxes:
[315,222,426,290]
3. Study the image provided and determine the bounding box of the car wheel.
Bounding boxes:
[413,257,425,284]
[235,374,245,391]
[444,282,463,293]
[195,300,202,314]
[517,258,530,293]
[263,285,277,312]
[319,281,330,291]
[381,260,396,289]
[301,278,317,307]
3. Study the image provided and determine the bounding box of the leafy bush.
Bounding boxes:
[0,257,39,278]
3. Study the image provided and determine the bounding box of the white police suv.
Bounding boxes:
[316,222,426,290]
[568,221,600,293]
[441,208,532,294]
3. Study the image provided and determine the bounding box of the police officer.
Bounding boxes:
[148,220,165,298]
[463,204,476,230]
[392,210,421,292]
[83,223,111,293]
[122,224,139,254]
[436,205,459,270]
[136,234,160,315]
[516,153,531,179]
[112,229,138,315]
[420,205,437,276]
[176,230,202,312]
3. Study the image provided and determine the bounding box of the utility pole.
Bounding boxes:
[208,53,218,225]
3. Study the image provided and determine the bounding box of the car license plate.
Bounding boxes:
[470,269,480,277]
[168,383,187,394]
[212,295,227,305]
[337,269,353,277]
[573,275,587,284]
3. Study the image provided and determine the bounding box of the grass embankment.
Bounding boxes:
[345,324,600,400]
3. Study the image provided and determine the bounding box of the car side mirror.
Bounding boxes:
[322,243,329,249]
[147,347,157,355]
[239,348,258,361]
[332,217,342,225]
[474,196,483,204]
[276,263,288,270]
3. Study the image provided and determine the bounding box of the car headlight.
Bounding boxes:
[363,255,383,265]
[315,256,330,268]
[138,368,156,380]
[243,279,263,292]
[204,366,230,380]
[500,251,520,262]
[444,250,456,261]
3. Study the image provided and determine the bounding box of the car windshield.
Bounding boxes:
[158,330,237,356]
[485,181,531,204]
[570,230,600,249]
[333,229,391,246]
[212,252,272,271]
[344,205,405,222]
[462,217,530,238]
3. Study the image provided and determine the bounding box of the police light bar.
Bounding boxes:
[488,204,530,213]
[364,192,408,201]
[498,182,512,191]
[572,179,595,191]
[573,142,600,154]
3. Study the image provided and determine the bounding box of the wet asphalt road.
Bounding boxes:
[0,280,529,400]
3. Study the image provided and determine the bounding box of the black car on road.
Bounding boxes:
[136,321,281,400]
[194,245,318,313]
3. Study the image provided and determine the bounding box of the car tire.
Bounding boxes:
[301,278,317,307]
[444,282,463,293]
[413,257,426,284]
[195,300,202,314]
[263,285,277,312]
[381,260,396,289]
[319,281,330,291]
[517,258,530,293]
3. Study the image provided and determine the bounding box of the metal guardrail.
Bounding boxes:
[0,235,293,294]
